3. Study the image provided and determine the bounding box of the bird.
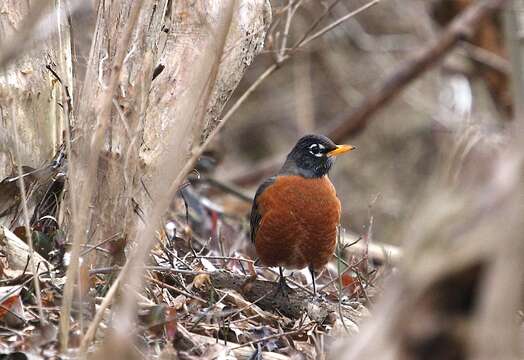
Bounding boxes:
[250,134,355,295]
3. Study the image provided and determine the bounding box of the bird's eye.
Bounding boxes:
[308,143,325,157]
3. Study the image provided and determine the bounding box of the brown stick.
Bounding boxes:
[324,0,508,143]
[61,1,146,351]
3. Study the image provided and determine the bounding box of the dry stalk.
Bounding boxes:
[9,101,46,324]
[292,0,345,48]
[112,0,237,328]
[79,261,127,353]
[78,0,240,352]
[59,0,145,351]
[184,330,291,360]
[147,276,207,303]
[504,0,524,123]
[299,0,381,47]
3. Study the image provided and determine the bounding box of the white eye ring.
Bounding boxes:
[308,143,325,157]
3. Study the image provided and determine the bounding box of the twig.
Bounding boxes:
[220,64,278,126]
[194,270,363,323]
[0,275,37,305]
[229,314,263,324]
[187,331,291,360]
[107,0,238,346]
[266,268,314,296]
[278,0,295,62]
[9,102,46,325]
[336,227,350,333]
[229,323,314,350]
[460,42,511,74]
[195,177,252,203]
[224,291,274,322]
[60,0,145,351]
[504,0,524,123]
[185,255,255,264]
[0,304,27,325]
[353,268,371,304]
[88,266,208,277]
[146,276,207,303]
[318,263,353,293]
[299,0,381,48]
[292,0,345,48]
[79,262,127,353]
[79,232,122,256]
[66,243,111,255]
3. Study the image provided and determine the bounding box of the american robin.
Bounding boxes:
[250,134,355,295]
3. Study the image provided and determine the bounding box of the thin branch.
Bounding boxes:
[278,0,295,62]
[220,64,278,126]
[59,0,145,351]
[147,276,207,303]
[336,227,350,333]
[267,267,314,296]
[504,0,524,125]
[88,266,209,277]
[299,0,381,48]
[10,102,46,325]
[100,0,238,349]
[460,42,511,74]
[79,262,127,353]
[292,0,345,48]
[229,323,315,350]
[185,255,255,264]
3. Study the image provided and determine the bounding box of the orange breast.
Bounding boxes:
[254,175,341,270]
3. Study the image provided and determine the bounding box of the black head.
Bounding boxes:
[280,134,355,178]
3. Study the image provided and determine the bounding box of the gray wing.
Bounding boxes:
[250,176,276,243]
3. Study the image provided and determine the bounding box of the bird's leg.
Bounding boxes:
[275,266,291,297]
[309,265,317,296]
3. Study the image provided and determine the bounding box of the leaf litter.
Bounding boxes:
[0,155,390,359]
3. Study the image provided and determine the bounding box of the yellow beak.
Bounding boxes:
[327,144,356,157]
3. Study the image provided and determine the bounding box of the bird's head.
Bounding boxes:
[281,134,355,178]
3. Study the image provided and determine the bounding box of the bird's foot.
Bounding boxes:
[273,275,292,298]
[311,290,326,301]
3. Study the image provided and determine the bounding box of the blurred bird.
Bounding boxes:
[250,134,355,295]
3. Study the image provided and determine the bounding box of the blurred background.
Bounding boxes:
[214,0,509,244]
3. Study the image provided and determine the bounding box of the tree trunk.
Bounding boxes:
[0,0,69,177]
[0,0,73,227]
[67,0,270,265]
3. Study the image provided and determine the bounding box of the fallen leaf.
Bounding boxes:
[164,307,177,341]
[0,286,25,327]
[193,274,211,290]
